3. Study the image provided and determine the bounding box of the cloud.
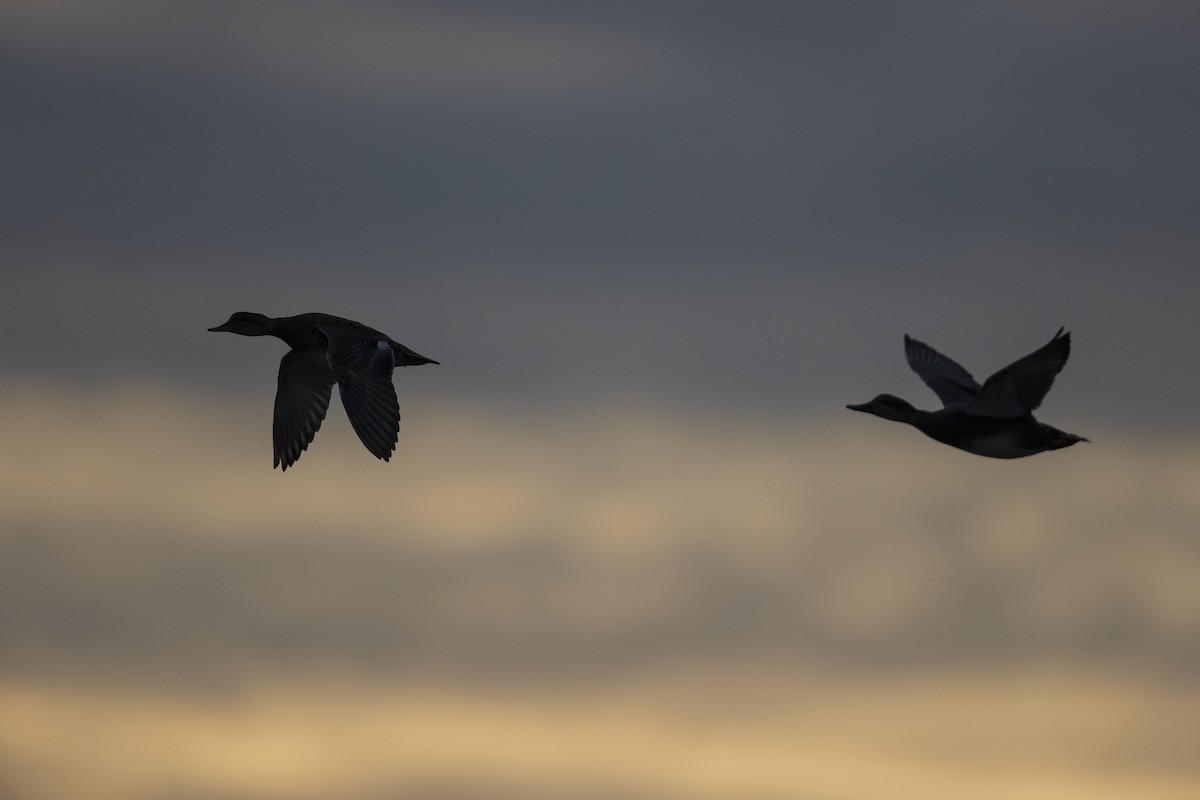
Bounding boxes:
[5,3,1200,433]
[2,380,1199,797]
[2,2,676,99]
[2,381,1197,676]
[2,663,1197,799]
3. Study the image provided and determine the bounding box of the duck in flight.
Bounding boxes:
[847,328,1087,458]
[208,312,438,470]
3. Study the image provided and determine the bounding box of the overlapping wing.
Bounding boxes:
[321,327,400,461]
[904,334,981,408]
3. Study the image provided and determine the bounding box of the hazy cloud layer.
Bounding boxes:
[4,384,1198,679]
[1,383,1199,797]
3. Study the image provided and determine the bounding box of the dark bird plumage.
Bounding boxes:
[848,328,1087,458]
[209,312,438,470]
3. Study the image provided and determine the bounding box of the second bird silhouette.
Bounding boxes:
[209,312,438,470]
[848,328,1087,458]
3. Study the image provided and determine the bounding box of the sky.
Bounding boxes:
[5,0,1200,421]
[3,2,1200,798]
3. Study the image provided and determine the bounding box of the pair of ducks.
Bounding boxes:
[209,312,1087,470]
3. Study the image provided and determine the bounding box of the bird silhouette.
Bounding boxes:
[848,328,1087,458]
[209,312,438,470]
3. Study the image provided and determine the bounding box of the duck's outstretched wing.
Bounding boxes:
[273,350,336,471]
[966,328,1071,418]
[904,334,981,408]
[320,327,400,461]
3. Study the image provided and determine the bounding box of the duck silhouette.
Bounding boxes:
[209,312,438,470]
[848,328,1087,458]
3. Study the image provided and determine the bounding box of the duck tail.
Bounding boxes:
[1048,428,1089,450]
[391,341,440,366]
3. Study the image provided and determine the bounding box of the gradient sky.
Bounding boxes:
[4,3,1200,798]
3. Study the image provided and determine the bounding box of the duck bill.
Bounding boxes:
[846,402,870,412]
[207,322,233,332]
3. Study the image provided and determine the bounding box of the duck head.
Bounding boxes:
[846,393,919,424]
[208,312,273,336]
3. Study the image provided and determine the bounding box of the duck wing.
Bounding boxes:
[904,334,982,408]
[320,326,400,461]
[965,328,1071,418]
[273,349,336,471]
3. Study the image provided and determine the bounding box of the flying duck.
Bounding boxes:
[208,312,438,470]
[847,328,1087,458]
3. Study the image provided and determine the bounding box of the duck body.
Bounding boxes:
[915,406,1085,459]
[847,329,1087,459]
[209,312,438,470]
